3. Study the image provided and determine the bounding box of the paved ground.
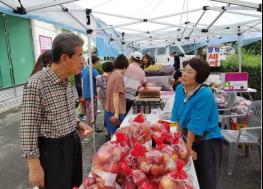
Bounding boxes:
[0,107,261,189]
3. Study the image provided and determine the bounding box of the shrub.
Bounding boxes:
[68,75,75,85]
[95,62,103,75]
[212,48,261,100]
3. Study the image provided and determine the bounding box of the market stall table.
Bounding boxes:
[146,76,173,91]
[119,91,200,189]
[224,87,257,101]
[82,91,200,189]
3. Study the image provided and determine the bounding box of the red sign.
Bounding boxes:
[207,47,220,67]
[39,35,52,54]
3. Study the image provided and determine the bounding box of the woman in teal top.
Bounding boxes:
[171,58,223,189]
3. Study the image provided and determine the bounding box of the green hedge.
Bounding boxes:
[95,62,103,75]
[210,49,261,100]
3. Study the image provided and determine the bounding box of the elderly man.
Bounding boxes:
[20,33,92,189]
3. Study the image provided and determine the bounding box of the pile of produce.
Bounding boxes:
[76,114,196,189]
[144,65,174,76]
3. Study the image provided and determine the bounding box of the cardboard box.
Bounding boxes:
[221,72,248,91]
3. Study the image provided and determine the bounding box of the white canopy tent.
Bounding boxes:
[0,0,261,49]
[0,0,261,153]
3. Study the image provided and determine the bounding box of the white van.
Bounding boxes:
[142,44,196,66]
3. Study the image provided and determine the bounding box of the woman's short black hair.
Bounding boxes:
[92,55,100,64]
[183,58,210,84]
[113,54,129,69]
[102,61,113,73]
[142,54,152,66]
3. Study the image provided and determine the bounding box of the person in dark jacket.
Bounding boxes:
[171,51,180,72]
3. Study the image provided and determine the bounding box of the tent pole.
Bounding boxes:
[149,8,201,21]
[150,20,195,30]
[62,7,96,153]
[87,30,96,154]
[209,0,260,10]
[59,7,97,153]
[187,9,207,38]
[0,0,17,10]
[208,6,256,11]
[241,21,262,34]
[85,9,96,154]
[205,4,230,31]
[226,10,261,18]
[238,32,242,72]
[26,0,78,12]
[93,10,142,21]
[94,20,143,31]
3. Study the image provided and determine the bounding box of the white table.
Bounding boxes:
[224,87,257,101]
[224,88,257,93]
[119,93,200,189]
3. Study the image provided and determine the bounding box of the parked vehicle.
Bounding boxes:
[141,44,196,66]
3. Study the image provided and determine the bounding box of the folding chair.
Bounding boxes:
[218,91,237,129]
[220,100,261,175]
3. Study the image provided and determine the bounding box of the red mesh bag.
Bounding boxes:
[159,159,196,189]
[172,132,188,160]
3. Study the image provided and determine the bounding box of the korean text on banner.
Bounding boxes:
[207,47,220,67]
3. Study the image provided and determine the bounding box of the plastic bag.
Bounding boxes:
[132,170,148,186]
[162,146,177,173]
[121,176,137,189]
[139,182,154,189]
[146,150,165,165]
[133,113,146,123]
[75,102,84,117]
[150,122,168,133]
[159,159,196,189]
[91,141,126,187]
[172,132,188,160]
[119,123,152,149]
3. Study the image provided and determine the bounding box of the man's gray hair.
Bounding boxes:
[52,33,84,63]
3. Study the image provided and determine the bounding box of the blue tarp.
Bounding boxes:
[96,37,121,57]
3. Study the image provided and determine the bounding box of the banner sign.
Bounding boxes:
[207,47,220,67]
[221,72,248,91]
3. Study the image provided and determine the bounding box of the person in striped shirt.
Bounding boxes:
[20,33,92,189]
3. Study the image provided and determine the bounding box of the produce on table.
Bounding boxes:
[172,132,188,160]
[144,65,174,76]
[119,121,152,149]
[159,159,195,189]
[78,114,196,189]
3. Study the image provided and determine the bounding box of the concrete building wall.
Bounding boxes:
[31,19,92,61]
[0,19,93,113]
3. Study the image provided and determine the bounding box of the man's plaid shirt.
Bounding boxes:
[20,67,78,158]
